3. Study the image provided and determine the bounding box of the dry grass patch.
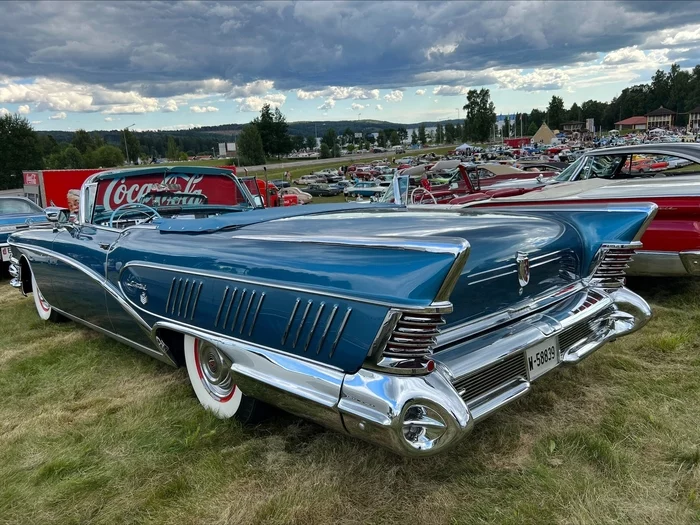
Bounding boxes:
[1,278,700,524]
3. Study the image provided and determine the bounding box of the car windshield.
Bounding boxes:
[577,155,626,180]
[0,198,42,214]
[553,156,586,182]
[90,171,256,226]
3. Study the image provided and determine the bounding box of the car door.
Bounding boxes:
[50,223,117,329]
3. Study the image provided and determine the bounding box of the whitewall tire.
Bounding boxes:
[184,335,263,421]
[32,273,63,322]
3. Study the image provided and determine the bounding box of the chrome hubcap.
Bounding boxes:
[197,340,234,400]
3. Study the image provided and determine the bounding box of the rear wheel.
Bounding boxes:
[31,273,65,322]
[184,335,264,423]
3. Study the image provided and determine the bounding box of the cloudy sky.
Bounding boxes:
[1,1,699,131]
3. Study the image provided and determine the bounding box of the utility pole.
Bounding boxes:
[123,123,135,164]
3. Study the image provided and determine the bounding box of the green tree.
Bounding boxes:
[166,136,180,160]
[72,129,94,154]
[455,123,463,142]
[462,88,496,142]
[237,124,266,165]
[418,124,427,144]
[411,130,418,145]
[389,130,400,146]
[529,108,546,128]
[121,128,142,163]
[444,123,456,143]
[0,114,43,189]
[178,152,188,161]
[546,96,566,129]
[253,104,292,158]
[63,146,84,169]
[527,121,538,136]
[305,135,317,149]
[321,128,338,150]
[435,123,444,144]
[503,117,511,138]
[320,143,331,159]
[94,145,125,167]
[347,143,355,153]
[397,127,408,142]
[291,135,305,151]
[377,130,387,148]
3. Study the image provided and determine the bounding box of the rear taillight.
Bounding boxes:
[590,242,640,289]
[369,309,447,374]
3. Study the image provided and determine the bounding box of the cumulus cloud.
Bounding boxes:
[432,85,468,96]
[376,104,383,111]
[383,90,403,103]
[317,98,335,111]
[603,46,647,64]
[296,86,379,101]
[0,108,9,116]
[227,80,275,98]
[162,99,179,112]
[350,103,365,111]
[415,89,426,95]
[30,120,41,125]
[235,93,286,112]
[190,105,219,113]
[49,111,67,120]
[18,104,30,114]
[104,117,114,122]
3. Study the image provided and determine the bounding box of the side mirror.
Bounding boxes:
[45,207,70,224]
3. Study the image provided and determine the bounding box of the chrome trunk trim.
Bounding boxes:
[282,298,301,345]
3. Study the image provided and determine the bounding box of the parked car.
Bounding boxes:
[304,183,342,197]
[0,196,48,268]
[391,143,700,277]
[279,186,313,204]
[344,181,386,198]
[9,165,654,456]
[294,174,326,185]
[270,179,290,188]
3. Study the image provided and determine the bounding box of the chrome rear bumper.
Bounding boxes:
[176,285,649,457]
[627,250,700,276]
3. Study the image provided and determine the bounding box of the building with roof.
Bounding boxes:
[560,121,585,132]
[645,106,675,129]
[688,106,700,132]
[615,116,647,131]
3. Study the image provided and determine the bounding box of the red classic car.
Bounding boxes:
[387,144,700,277]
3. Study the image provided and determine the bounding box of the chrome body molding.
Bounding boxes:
[627,250,700,276]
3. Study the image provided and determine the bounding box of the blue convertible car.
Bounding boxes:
[8,166,655,456]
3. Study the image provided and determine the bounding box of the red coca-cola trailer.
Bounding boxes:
[22,166,297,210]
[503,137,532,148]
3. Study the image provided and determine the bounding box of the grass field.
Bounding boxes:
[1,276,700,524]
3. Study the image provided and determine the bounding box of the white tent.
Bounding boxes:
[455,143,474,152]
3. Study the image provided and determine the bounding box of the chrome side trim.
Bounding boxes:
[304,302,325,352]
[282,298,301,345]
[329,307,352,358]
[171,278,182,315]
[54,307,174,366]
[434,240,470,302]
[177,279,189,316]
[317,305,338,354]
[165,278,176,312]
[232,233,469,256]
[183,280,195,318]
[223,287,237,328]
[240,290,256,334]
[293,300,313,348]
[190,281,203,320]
[437,281,585,348]
[468,269,516,286]
[215,286,229,327]
[120,261,442,310]
[248,292,265,336]
[231,288,247,331]
[367,310,402,358]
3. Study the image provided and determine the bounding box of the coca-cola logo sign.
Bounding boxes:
[96,174,241,211]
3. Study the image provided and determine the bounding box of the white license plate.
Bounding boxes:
[526,337,560,380]
[0,246,9,262]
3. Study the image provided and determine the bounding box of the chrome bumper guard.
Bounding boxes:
[627,250,700,276]
[8,257,21,288]
[163,285,649,457]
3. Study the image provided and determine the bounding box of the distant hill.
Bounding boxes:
[35,118,463,157]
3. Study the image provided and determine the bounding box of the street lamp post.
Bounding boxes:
[123,123,135,165]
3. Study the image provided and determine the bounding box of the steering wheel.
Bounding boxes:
[109,203,162,228]
[410,187,438,205]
